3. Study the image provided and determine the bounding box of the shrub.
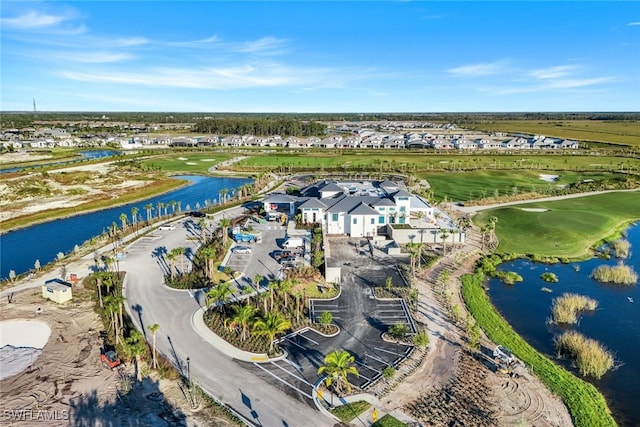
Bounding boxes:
[551,293,598,324]
[372,414,408,427]
[555,330,614,379]
[541,272,559,283]
[590,263,638,285]
[493,270,523,285]
[610,239,631,259]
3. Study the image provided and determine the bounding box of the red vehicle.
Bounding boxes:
[101,350,121,369]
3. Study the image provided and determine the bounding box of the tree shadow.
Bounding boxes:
[70,378,186,427]
[131,303,145,338]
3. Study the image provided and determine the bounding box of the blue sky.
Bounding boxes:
[1,1,639,112]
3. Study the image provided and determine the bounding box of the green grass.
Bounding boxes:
[461,273,616,427]
[474,191,640,257]
[464,119,640,147]
[329,400,371,423]
[140,153,237,173]
[420,170,618,202]
[372,414,408,427]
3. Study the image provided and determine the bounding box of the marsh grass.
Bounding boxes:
[590,263,638,285]
[551,293,598,324]
[610,239,631,259]
[555,330,614,379]
[493,270,523,285]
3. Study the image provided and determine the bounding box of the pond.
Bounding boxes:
[0,175,252,280]
[0,150,121,174]
[488,223,640,426]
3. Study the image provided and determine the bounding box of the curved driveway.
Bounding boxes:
[121,206,334,427]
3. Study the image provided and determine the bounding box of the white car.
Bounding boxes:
[158,224,175,231]
[231,246,252,254]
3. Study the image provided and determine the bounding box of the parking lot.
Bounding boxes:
[236,236,414,402]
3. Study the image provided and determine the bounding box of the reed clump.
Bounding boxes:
[555,330,614,379]
[551,293,598,324]
[610,239,631,259]
[590,263,638,285]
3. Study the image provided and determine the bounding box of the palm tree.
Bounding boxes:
[119,213,128,232]
[253,274,264,290]
[226,304,257,341]
[253,312,290,353]
[198,219,207,243]
[268,280,280,311]
[406,242,422,276]
[156,202,164,219]
[148,323,160,369]
[144,203,153,223]
[219,218,231,246]
[125,330,147,382]
[199,246,217,280]
[131,206,139,230]
[171,247,187,275]
[439,228,451,255]
[94,272,105,308]
[166,250,177,279]
[317,350,359,396]
[206,282,233,313]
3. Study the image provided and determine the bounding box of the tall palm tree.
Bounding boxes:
[125,330,147,382]
[166,251,177,278]
[148,323,160,369]
[198,219,207,243]
[406,242,422,277]
[439,228,451,255]
[219,218,231,246]
[268,280,280,311]
[253,274,264,290]
[131,206,139,230]
[171,247,187,274]
[317,350,359,395]
[119,213,128,232]
[144,203,153,223]
[253,312,290,353]
[199,246,217,280]
[226,304,257,341]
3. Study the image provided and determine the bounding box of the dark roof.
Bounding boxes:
[319,182,344,193]
[393,190,413,199]
[263,193,299,203]
[348,202,380,216]
[372,198,396,207]
[298,198,327,209]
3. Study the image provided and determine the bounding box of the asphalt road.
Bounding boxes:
[121,206,335,427]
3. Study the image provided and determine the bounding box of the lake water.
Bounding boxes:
[0,175,252,279]
[488,223,640,426]
[0,150,120,174]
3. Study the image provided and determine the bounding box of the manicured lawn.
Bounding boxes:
[372,414,407,427]
[329,400,371,423]
[141,153,236,173]
[474,191,640,257]
[234,152,640,174]
[420,170,617,202]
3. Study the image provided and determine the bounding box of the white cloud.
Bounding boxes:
[546,77,614,89]
[60,63,330,89]
[1,11,67,29]
[56,52,134,63]
[236,36,288,55]
[529,65,579,79]
[448,61,508,76]
[116,37,149,47]
[627,22,640,26]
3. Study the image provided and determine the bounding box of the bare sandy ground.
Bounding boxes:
[0,161,149,223]
[0,289,234,427]
[374,227,573,426]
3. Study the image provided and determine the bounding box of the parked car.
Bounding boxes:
[188,211,206,218]
[231,246,252,254]
[278,255,301,265]
[158,224,175,231]
[273,249,302,261]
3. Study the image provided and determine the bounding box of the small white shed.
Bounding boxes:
[42,278,73,304]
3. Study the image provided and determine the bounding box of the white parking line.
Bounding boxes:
[364,352,389,365]
[270,362,314,387]
[284,337,308,351]
[374,346,407,357]
[252,363,312,399]
[298,334,319,346]
[354,360,382,375]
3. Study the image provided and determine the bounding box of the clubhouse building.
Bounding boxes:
[262,180,465,245]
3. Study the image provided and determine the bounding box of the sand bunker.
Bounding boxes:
[539,174,559,182]
[520,208,549,212]
[177,157,188,161]
[0,320,51,380]
[185,162,197,165]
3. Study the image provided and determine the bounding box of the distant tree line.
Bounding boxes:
[193,117,327,136]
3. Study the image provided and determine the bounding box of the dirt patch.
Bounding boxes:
[376,226,573,426]
[0,288,235,426]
